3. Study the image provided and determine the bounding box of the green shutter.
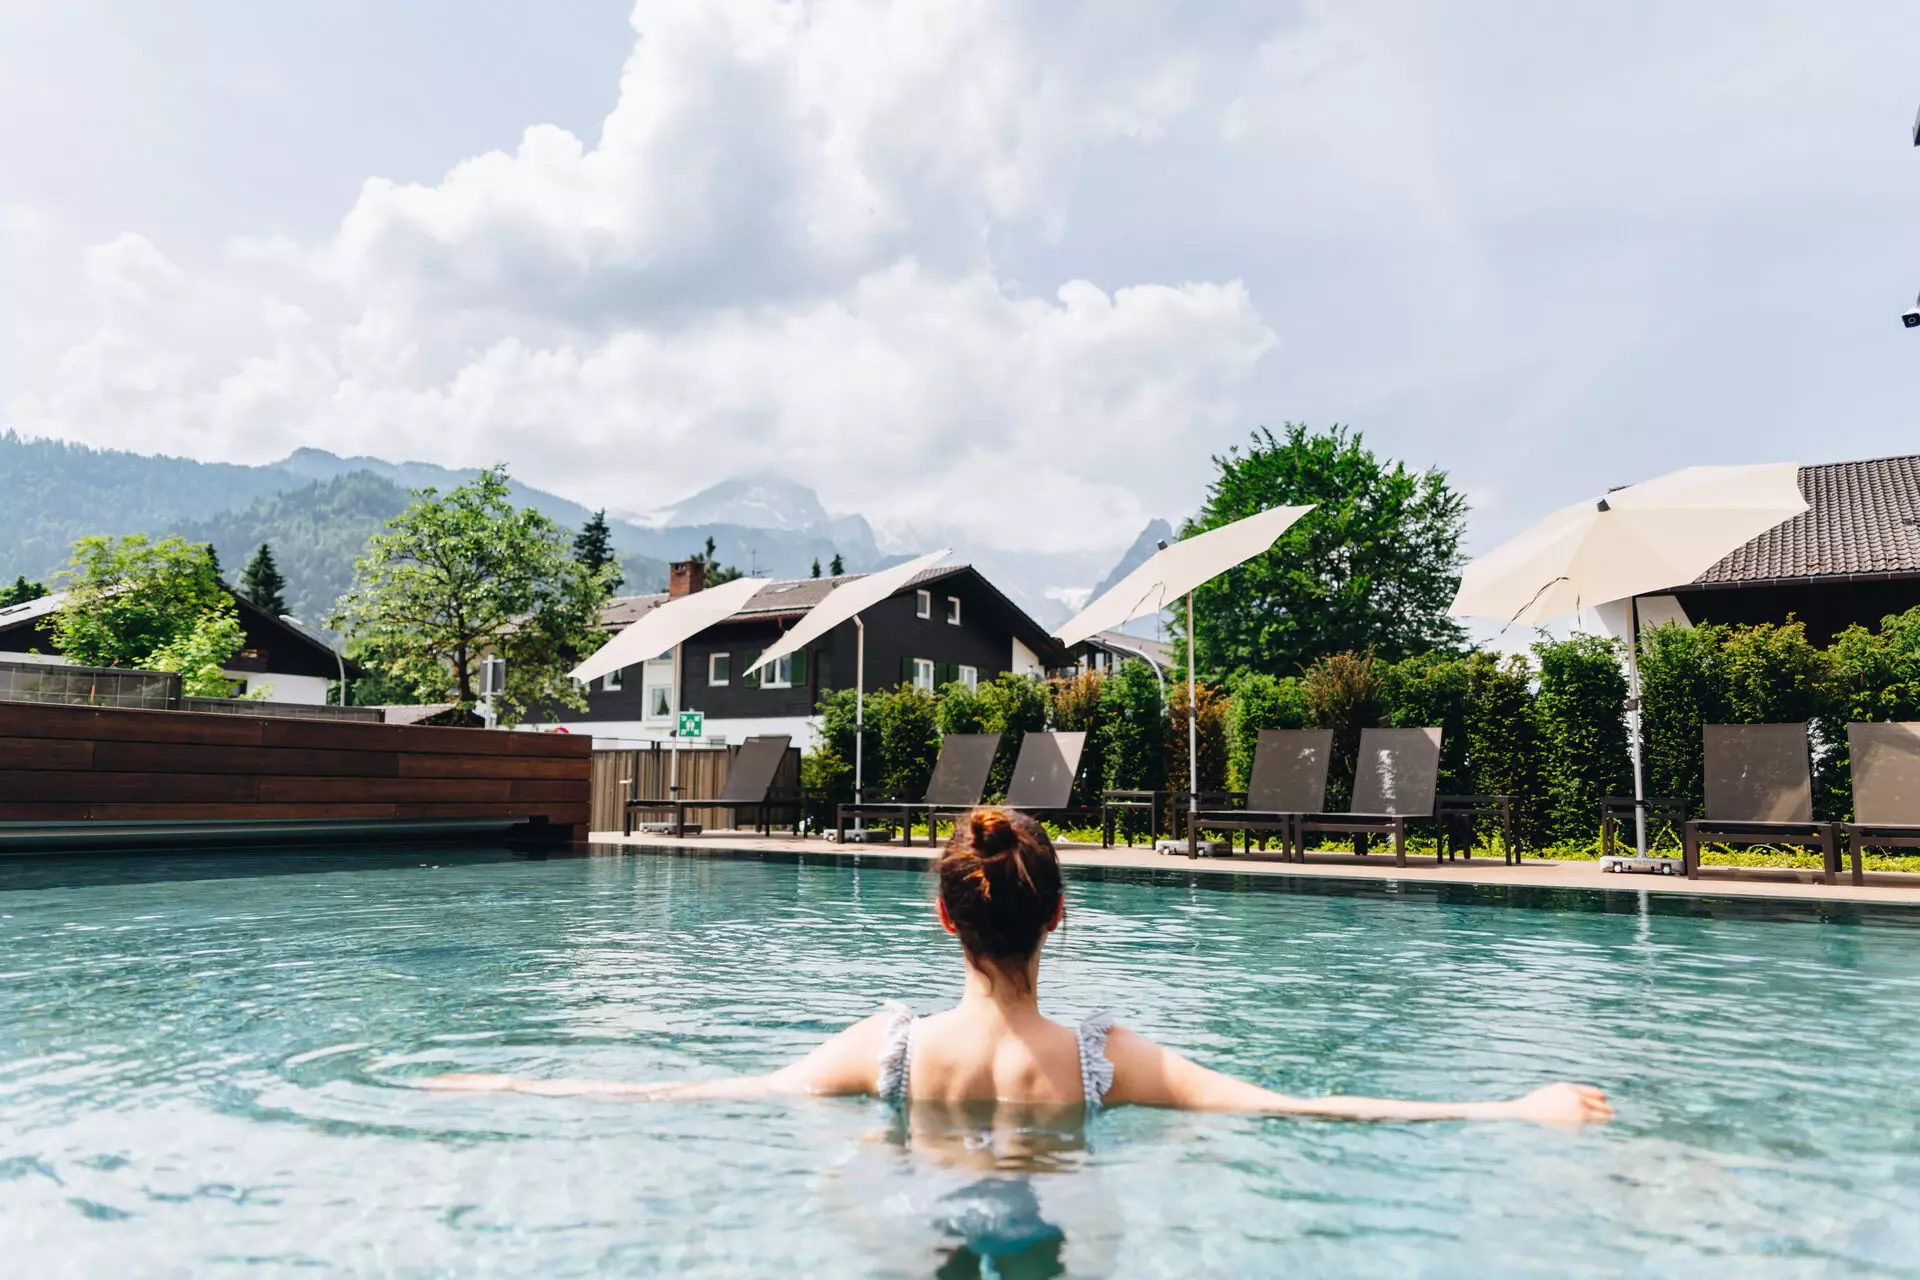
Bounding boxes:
[792,648,808,684]
[937,662,958,687]
[901,656,914,687]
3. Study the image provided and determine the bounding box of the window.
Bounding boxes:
[646,684,672,719]
[946,596,961,626]
[709,652,730,686]
[912,658,935,691]
[760,654,793,688]
[602,667,623,691]
[915,589,932,619]
[958,665,978,690]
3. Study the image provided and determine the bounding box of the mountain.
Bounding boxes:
[177,472,415,628]
[0,431,302,582]
[643,473,832,530]
[1092,519,1175,598]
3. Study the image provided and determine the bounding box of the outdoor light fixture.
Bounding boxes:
[1905,294,1920,329]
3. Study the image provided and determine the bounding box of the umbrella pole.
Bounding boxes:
[854,615,865,835]
[1626,595,1649,859]
[1186,590,1198,829]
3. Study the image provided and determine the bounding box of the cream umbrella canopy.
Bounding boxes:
[1054,504,1314,827]
[744,548,953,806]
[569,575,767,688]
[1450,462,1808,858]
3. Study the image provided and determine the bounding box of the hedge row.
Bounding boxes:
[801,604,1920,844]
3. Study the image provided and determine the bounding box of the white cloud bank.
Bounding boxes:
[3,0,1280,553]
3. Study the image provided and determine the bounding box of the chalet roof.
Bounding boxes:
[1692,454,1920,586]
[595,564,1059,655]
[0,586,357,676]
[1081,629,1175,669]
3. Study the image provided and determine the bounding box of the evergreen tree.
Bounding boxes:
[810,558,822,578]
[0,575,45,608]
[573,509,623,592]
[691,535,744,585]
[829,552,845,576]
[240,543,289,616]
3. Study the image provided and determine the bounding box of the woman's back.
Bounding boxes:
[883,1005,1095,1108]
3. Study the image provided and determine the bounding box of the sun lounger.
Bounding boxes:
[1682,723,1840,884]
[624,735,803,838]
[1841,722,1920,886]
[1295,727,1443,868]
[836,732,1002,846]
[1001,731,1088,821]
[1598,794,1688,858]
[1183,729,1334,860]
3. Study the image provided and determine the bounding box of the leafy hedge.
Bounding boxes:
[803,603,1920,842]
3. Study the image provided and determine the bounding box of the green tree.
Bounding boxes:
[829,552,846,576]
[1224,670,1309,791]
[1179,424,1468,677]
[974,673,1052,799]
[810,558,822,579]
[689,535,744,586]
[1533,635,1630,843]
[148,611,256,698]
[573,509,623,593]
[1381,651,1471,797]
[1637,621,1728,817]
[873,685,942,801]
[240,542,289,616]
[50,535,236,670]
[1165,679,1230,797]
[1099,660,1166,835]
[1302,650,1386,810]
[0,575,45,608]
[1463,650,1548,848]
[1048,671,1107,810]
[330,466,615,723]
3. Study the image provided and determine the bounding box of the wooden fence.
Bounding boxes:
[589,743,802,834]
[0,700,591,845]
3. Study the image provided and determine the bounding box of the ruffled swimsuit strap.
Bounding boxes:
[875,1000,918,1106]
[1077,1011,1116,1112]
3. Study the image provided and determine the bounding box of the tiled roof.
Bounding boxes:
[594,566,969,630]
[1695,454,1920,584]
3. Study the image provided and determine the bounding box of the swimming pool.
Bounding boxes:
[2,845,1916,1276]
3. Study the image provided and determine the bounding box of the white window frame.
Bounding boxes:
[760,653,793,689]
[602,666,623,691]
[912,658,936,691]
[708,652,730,686]
[958,664,979,691]
[946,596,962,626]
[645,683,673,720]
[915,589,932,619]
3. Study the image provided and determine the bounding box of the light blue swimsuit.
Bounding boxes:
[875,1001,1116,1111]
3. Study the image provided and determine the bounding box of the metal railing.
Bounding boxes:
[0,659,381,722]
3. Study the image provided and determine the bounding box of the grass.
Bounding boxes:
[847,817,1918,873]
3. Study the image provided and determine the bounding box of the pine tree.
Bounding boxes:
[240,542,288,616]
[810,558,822,578]
[573,509,622,592]
[829,552,845,576]
[0,575,45,608]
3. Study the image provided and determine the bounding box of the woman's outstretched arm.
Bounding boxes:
[1100,1025,1612,1124]
[422,1011,893,1101]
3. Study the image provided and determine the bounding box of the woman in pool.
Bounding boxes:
[432,808,1611,1125]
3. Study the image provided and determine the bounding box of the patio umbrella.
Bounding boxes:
[1053,504,1315,828]
[744,548,953,807]
[569,575,767,688]
[1449,462,1808,858]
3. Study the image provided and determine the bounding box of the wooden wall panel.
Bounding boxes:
[0,702,590,845]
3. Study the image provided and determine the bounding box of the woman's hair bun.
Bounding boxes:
[970,807,1018,855]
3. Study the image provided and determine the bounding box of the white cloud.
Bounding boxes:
[1,0,1279,554]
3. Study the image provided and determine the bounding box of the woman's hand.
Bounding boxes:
[1497,1083,1613,1126]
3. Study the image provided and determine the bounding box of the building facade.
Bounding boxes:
[540,563,1059,747]
[0,589,349,705]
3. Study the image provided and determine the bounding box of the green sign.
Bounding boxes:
[678,710,705,739]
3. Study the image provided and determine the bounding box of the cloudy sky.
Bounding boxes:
[3,0,1917,562]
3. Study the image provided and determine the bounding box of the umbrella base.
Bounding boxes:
[1598,854,1680,875]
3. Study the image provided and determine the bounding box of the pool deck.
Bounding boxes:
[587,830,1920,907]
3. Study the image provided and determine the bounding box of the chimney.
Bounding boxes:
[669,558,707,598]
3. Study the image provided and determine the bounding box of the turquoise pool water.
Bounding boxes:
[3,846,1918,1276]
